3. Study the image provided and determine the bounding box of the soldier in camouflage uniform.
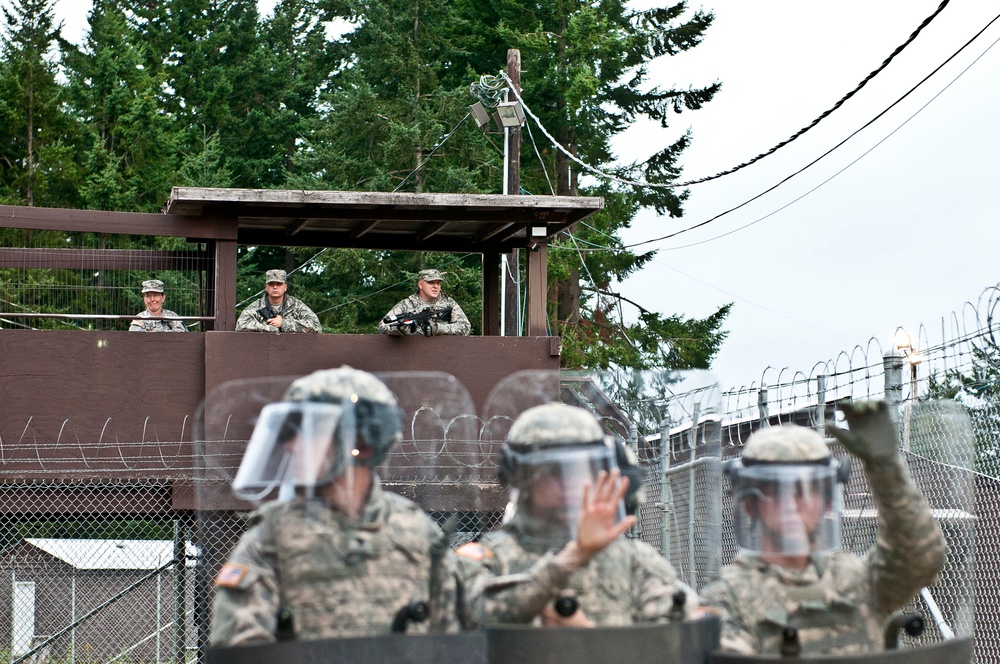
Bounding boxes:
[378,269,471,336]
[210,366,462,645]
[236,269,321,333]
[129,279,187,332]
[456,403,696,628]
[700,400,947,656]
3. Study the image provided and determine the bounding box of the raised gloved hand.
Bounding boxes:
[829,400,900,467]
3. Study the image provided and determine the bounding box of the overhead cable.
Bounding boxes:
[501,0,951,191]
[622,11,1000,250]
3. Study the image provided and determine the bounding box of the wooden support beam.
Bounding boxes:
[351,220,381,238]
[482,251,501,336]
[526,232,548,336]
[0,248,209,271]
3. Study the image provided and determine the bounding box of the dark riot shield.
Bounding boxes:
[486,616,721,664]
[205,616,721,664]
[709,635,973,664]
[206,632,487,664]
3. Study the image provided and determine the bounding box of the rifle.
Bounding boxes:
[257,304,278,322]
[382,306,452,335]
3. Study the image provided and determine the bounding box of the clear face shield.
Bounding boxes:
[729,462,844,558]
[507,442,624,549]
[232,401,352,501]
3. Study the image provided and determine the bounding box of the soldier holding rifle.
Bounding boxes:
[379,269,471,336]
[236,269,321,333]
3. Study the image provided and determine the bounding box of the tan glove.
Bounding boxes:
[829,400,900,467]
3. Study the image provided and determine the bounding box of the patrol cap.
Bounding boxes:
[265,269,287,284]
[417,268,443,283]
[742,424,830,464]
[141,279,165,293]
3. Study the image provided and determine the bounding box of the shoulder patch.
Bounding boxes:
[215,563,249,588]
[455,542,493,562]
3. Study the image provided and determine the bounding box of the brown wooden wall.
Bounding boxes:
[0,330,558,512]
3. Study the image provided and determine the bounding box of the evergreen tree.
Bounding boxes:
[61,0,178,212]
[447,0,729,370]
[928,340,1000,476]
[0,0,79,206]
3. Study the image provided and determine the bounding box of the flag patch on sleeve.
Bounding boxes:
[216,563,249,588]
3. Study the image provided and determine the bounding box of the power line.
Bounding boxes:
[622,9,1000,250]
[501,0,952,192]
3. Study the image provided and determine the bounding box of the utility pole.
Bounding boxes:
[502,49,521,336]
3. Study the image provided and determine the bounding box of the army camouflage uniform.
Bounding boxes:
[129,309,186,332]
[701,439,946,655]
[211,477,461,645]
[235,295,321,333]
[378,292,471,336]
[457,527,696,629]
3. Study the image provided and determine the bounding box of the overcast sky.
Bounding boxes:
[50,1,1000,390]
[611,0,1000,389]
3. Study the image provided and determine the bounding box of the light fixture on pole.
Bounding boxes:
[469,102,491,132]
[494,101,525,128]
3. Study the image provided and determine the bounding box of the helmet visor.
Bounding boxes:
[509,443,624,546]
[232,401,348,499]
[731,462,843,557]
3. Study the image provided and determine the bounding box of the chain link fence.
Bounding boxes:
[6,284,1000,662]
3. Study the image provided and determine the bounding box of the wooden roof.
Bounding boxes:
[165,188,604,252]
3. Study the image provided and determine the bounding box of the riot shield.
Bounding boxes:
[194,369,481,650]
[709,636,973,664]
[486,616,721,664]
[837,398,975,645]
[206,632,488,664]
[482,368,723,593]
[483,371,722,590]
[205,616,722,664]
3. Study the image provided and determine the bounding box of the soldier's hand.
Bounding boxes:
[829,400,899,466]
[426,319,440,335]
[267,315,283,329]
[398,323,413,335]
[575,469,636,560]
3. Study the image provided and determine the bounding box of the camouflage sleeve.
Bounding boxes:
[699,573,759,654]
[280,300,321,333]
[235,303,275,332]
[464,548,572,625]
[378,298,413,335]
[628,540,699,622]
[864,455,947,614]
[435,298,471,336]
[128,319,145,332]
[210,526,280,646]
[430,549,464,633]
[164,310,187,332]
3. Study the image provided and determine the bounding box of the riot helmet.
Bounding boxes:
[233,366,402,498]
[499,403,630,550]
[726,424,850,558]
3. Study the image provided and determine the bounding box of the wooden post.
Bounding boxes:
[526,228,548,336]
[212,238,238,331]
[503,49,522,336]
[483,251,501,336]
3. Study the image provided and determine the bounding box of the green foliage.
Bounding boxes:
[1,518,174,548]
[0,0,80,206]
[927,341,1000,476]
[0,0,730,373]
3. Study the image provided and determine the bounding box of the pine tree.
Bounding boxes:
[446,0,729,370]
[61,0,178,212]
[0,0,79,206]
